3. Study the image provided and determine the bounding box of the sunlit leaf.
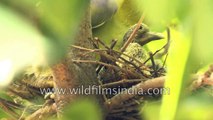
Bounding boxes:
[191,0,213,65]
[134,0,189,31]
[0,5,47,87]
[160,29,192,120]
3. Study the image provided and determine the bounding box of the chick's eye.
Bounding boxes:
[139,26,143,29]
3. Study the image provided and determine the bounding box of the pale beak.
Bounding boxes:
[136,32,164,46]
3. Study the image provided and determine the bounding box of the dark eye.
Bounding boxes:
[139,25,143,29]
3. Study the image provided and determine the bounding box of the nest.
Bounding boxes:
[84,36,168,120]
[72,24,170,119]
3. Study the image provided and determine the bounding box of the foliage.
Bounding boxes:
[63,99,102,120]
[0,0,213,120]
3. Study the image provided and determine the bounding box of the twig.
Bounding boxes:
[73,43,146,69]
[0,97,23,119]
[72,45,146,78]
[94,37,111,50]
[114,50,145,67]
[101,79,146,88]
[161,53,168,69]
[72,60,142,78]
[18,106,28,120]
[91,40,145,66]
[96,39,118,74]
[98,80,108,102]
[149,52,158,77]
[72,45,106,53]
[189,64,213,91]
[118,56,145,75]
[155,27,171,58]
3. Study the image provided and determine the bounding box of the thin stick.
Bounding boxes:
[73,44,145,68]
[72,45,105,52]
[149,52,158,77]
[101,79,146,88]
[96,39,118,74]
[94,37,111,50]
[72,60,141,78]
[98,80,108,102]
[113,50,145,67]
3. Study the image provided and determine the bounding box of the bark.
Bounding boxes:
[51,7,104,116]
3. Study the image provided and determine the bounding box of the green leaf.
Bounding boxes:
[143,102,161,120]
[134,0,189,31]
[159,29,192,120]
[37,0,89,44]
[191,0,213,65]
[63,99,102,120]
[0,4,47,87]
[36,0,90,63]
[0,109,9,119]
[176,95,213,120]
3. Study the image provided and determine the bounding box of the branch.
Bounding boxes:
[105,76,165,110]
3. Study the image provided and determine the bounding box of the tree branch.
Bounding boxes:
[105,76,165,110]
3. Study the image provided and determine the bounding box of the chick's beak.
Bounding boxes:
[137,32,164,46]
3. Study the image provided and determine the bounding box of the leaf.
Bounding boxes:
[159,29,192,120]
[0,4,47,87]
[143,102,161,120]
[176,95,213,119]
[36,0,90,63]
[0,109,9,119]
[63,99,102,120]
[37,0,89,44]
[191,0,213,65]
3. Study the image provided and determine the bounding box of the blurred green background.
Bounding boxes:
[0,0,213,119]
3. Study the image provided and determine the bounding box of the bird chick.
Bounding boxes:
[118,23,164,73]
[119,43,147,68]
[122,23,164,46]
